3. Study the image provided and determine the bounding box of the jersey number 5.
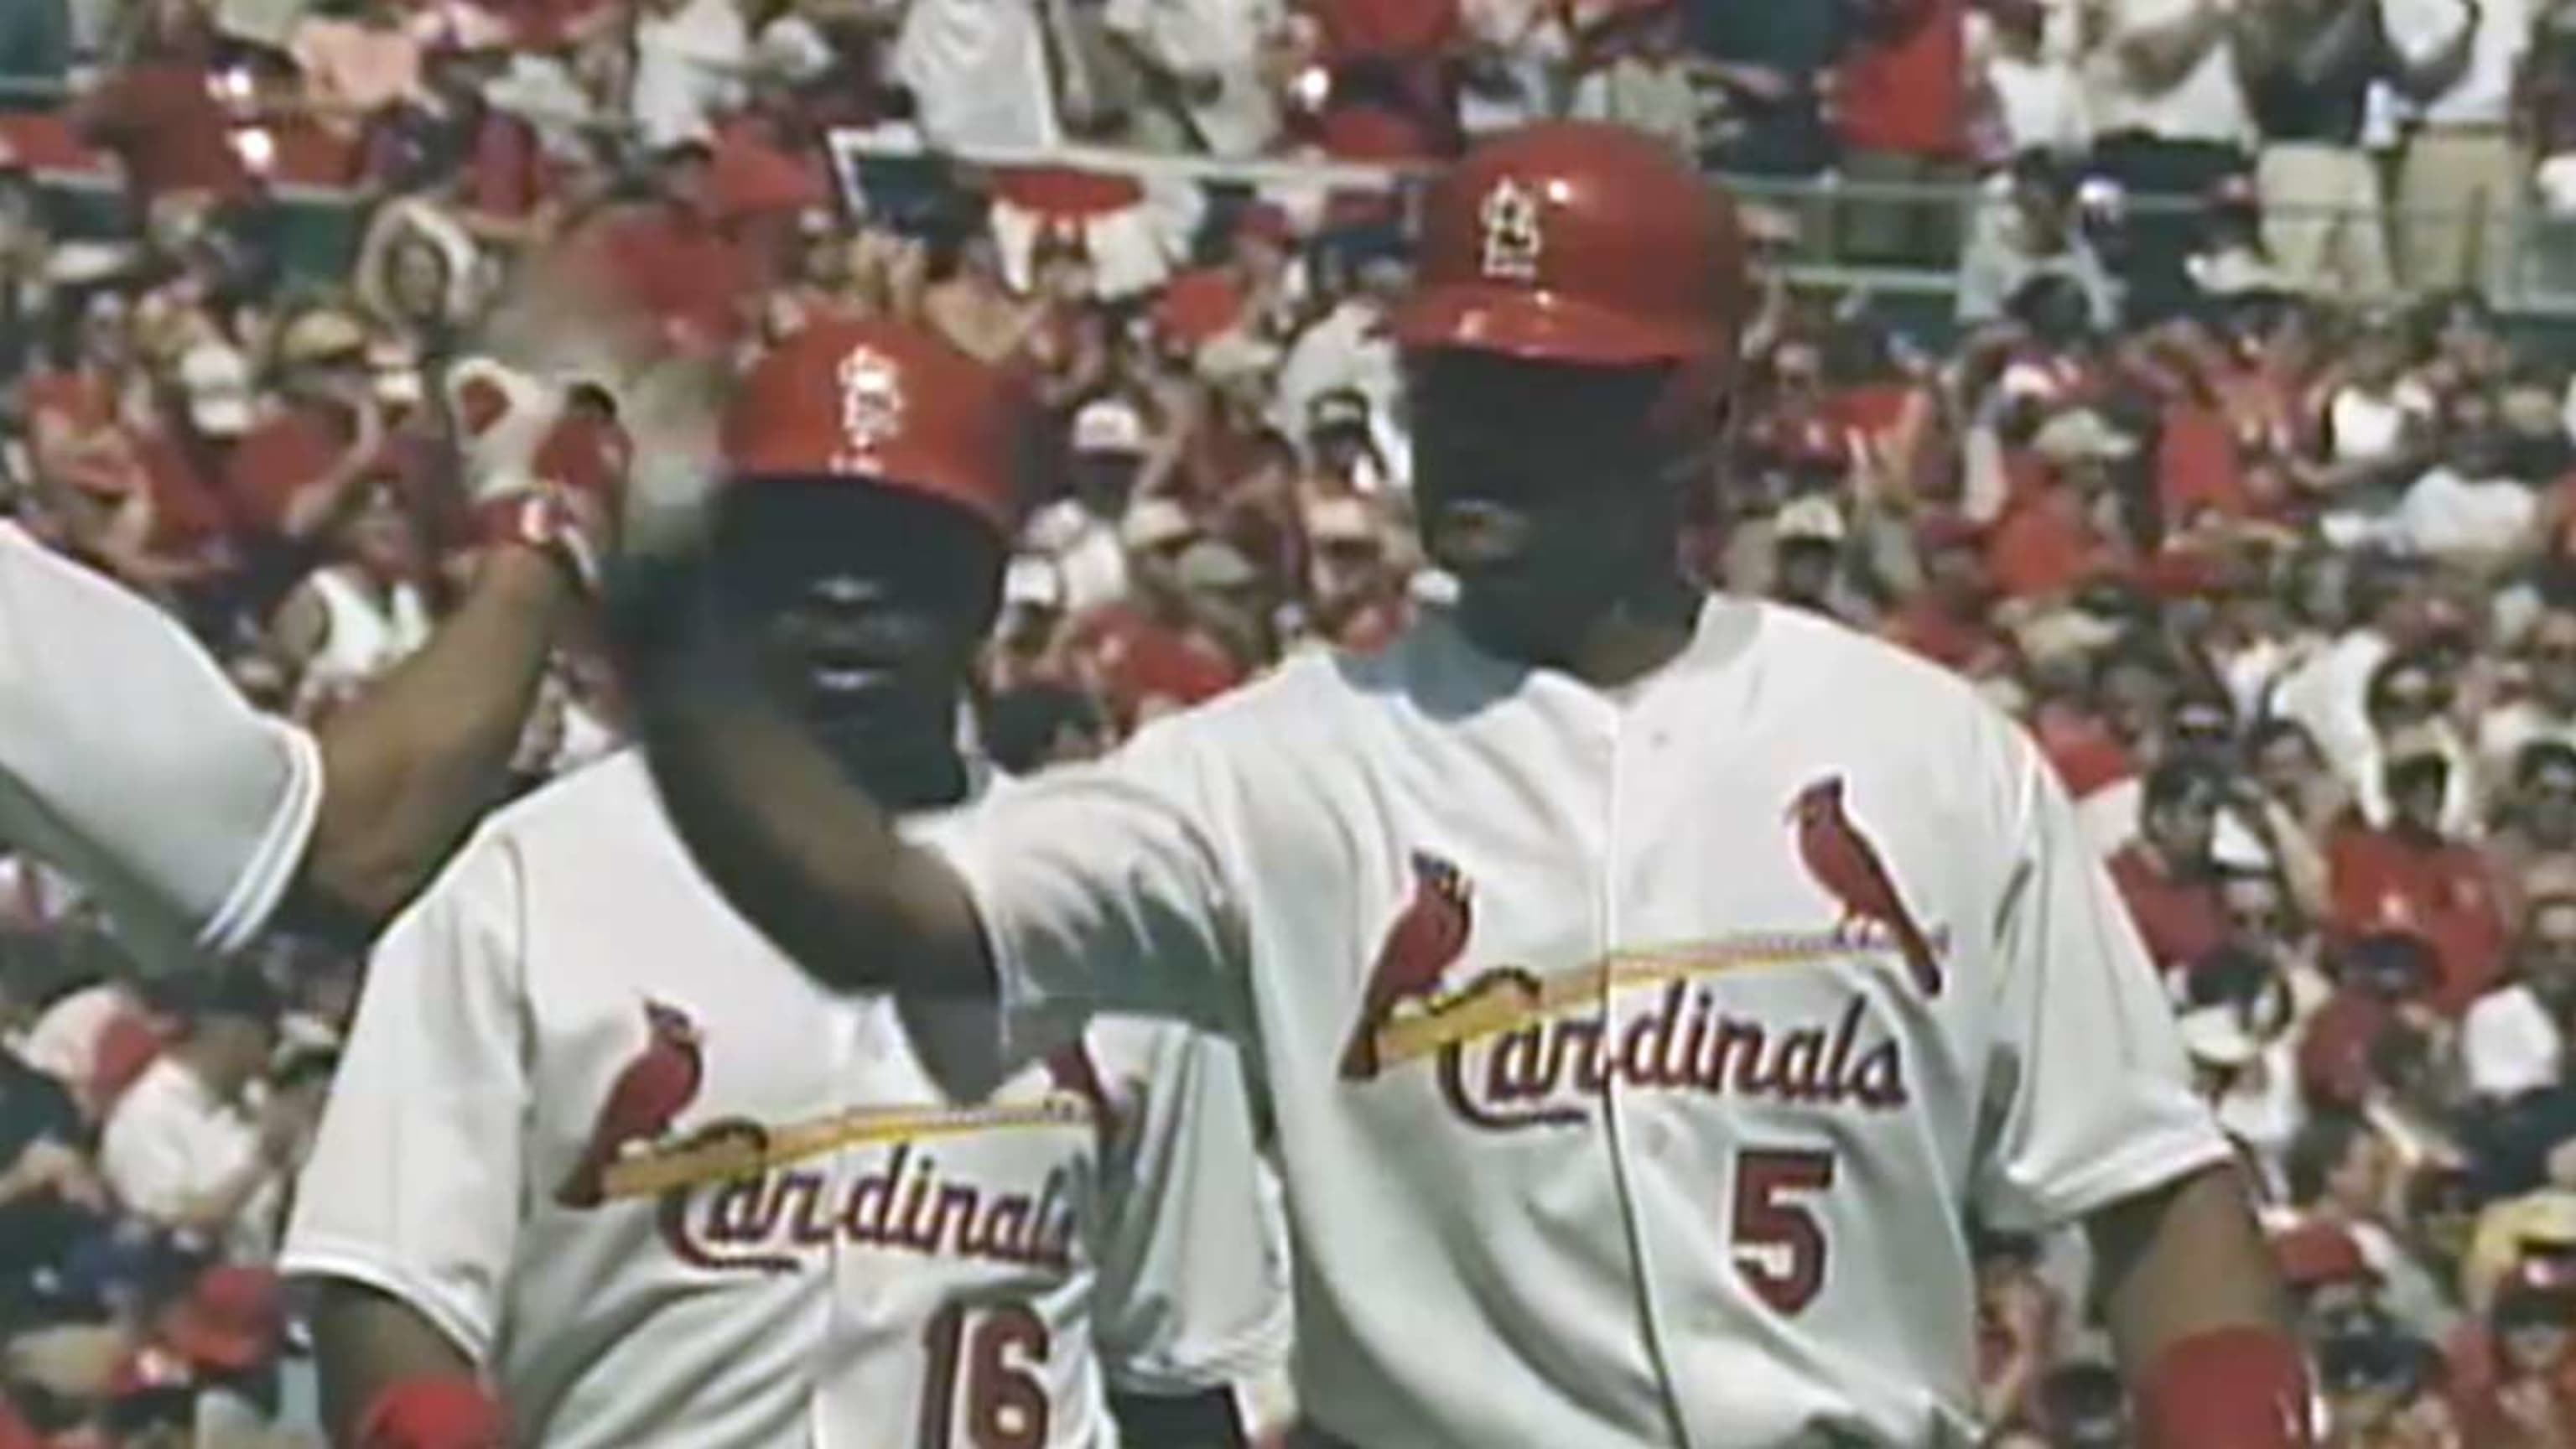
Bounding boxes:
[1731,1146,1837,1316]
[920,1302,1052,1449]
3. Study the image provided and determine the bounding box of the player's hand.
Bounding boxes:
[446,358,633,594]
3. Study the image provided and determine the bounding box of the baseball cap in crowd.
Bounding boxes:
[178,343,255,438]
[1072,397,1146,458]
[275,307,370,370]
[1119,496,1197,554]
[2177,1003,2262,1072]
[2031,408,2139,467]
[1773,496,1847,547]
[158,1265,283,1375]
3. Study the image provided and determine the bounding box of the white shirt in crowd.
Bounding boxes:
[1102,0,1286,157]
[0,522,321,973]
[2087,0,2256,144]
[284,755,1290,1449]
[2269,627,2392,787]
[928,599,2225,1446]
[1271,301,1410,491]
[2324,382,2436,466]
[629,0,750,148]
[2462,982,2563,1098]
[1982,49,2092,156]
[101,1056,283,1262]
[1023,501,1133,617]
[296,565,434,716]
[2384,0,2531,127]
[894,0,1063,151]
[2392,466,2541,564]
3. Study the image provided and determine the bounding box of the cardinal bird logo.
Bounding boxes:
[1340,851,1476,1082]
[1788,777,1945,997]
[556,1000,708,1208]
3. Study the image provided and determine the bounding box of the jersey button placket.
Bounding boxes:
[1599,699,1699,1448]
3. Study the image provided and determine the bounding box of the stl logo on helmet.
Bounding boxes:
[832,344,906,472]
[1477,178,1544,283]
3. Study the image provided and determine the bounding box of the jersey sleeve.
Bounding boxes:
[1971,729,2234,1231]
[0,524,320,965]
[927,721,1249,1057]
[278,833,530,1365]
[1083,1018,1293,1399]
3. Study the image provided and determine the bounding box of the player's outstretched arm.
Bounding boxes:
[2089,1163,2312,1447]
[291,547,575,934]
[617,548,996,999]
[312,1280,505,1449]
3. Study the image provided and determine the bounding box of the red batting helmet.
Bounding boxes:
[720,319,1024,536]
[1392,122,1749,367]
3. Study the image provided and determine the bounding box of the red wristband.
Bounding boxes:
[358,1375,506,1449]
[2136,1326,2314,1449]
[474,492,599,593]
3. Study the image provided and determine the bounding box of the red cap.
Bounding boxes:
[721,319,1026,536]
[1393,121,1748,367]
[159,1265,283,1374]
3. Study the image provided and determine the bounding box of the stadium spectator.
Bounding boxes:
[1955,152,2120,330]
[2389,0,2533,295]
[1834,0,1971,264]
[2237,0,2399,297]
[2111,756,2231,975]
[97,971,307,1263]
[2463,891,2576,1098]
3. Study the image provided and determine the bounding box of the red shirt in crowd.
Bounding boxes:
[23,370,231,555]
[78,60,252,201]
[2108,842,2229,977]
[2156,400,2254,526]
[224,404,353,540]
[584,202,756,355]
[1834,0,1968,159]
[1061,605,1243,729]
[2327,818,2509,1016]
[1985,485,2116,600]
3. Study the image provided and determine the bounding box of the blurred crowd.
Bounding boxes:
[4,0,2576,1446]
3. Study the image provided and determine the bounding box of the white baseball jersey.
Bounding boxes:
[0,522,321,967]
[282,753,1289,1449]
[927,597,2231,1448]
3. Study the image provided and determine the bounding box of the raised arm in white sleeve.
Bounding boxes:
[0,522,321,966]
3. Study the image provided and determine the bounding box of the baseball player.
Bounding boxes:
[0,325,631,964]
[282,319,1290,1449]
[625,123,2311,1447]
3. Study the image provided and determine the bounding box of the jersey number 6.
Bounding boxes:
[920,1301,1052,1449]
[1731,1146,1837,1316]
